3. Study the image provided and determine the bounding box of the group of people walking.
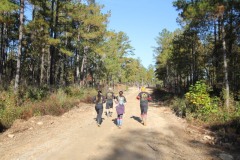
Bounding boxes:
[93,87,152,128]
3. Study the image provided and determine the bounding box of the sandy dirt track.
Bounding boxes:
[0,87,228,160]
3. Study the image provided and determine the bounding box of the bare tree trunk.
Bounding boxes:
[49,0,59,85]
[40,47,45,85]
[60,55,67,86]
[191,41,194,85]
[222,21,230,109]
[79,24,92,87]
[80,47,87,87]
[76,34,81,84]
[49,8,55,85]
[60,32,68,86]
[217,5,230,109]
[0,22,4,83]
[166,64,169,87]
[76,51,80,83]
[14,0,24,93]
[47,51,51,85]
[213,19,217,86]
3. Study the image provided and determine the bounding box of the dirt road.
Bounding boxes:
[0,87,228,160]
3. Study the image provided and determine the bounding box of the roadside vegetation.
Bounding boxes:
[153,0,240,150]
[152,82,240,150]
[170,81,240,128]
[0,83,129,132]
[0,86,96,132]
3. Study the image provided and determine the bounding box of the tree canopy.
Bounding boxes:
[155,0,240,100]
[0,0,154,91]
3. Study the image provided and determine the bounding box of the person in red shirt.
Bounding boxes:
[136,87,152,126]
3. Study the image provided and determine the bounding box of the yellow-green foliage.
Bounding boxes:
[64,86,84,97]
[0,106,23,128]
[236,102,240,117]
[56,89,68,106]
[0,91,22,128]
[185,80,219,120]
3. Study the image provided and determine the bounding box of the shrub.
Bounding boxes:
[56,89,68,106]
[0,91,23,128]
[171,97,186,118]
[63,86,84,97]
[185,80,219,121]
[236,101,240,117]
[0,106,23,128]
[21,86,49,101]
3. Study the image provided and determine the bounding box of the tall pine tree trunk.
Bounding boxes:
[222,20,230,109]
[218,4,230,109]
[0,22,4,83]
[49,0,57,85]
[40,47,45,85]
[76,51,80,83]
[212,19,217,86]
[14,0,24,93]
[76,34,80,84]
[80,47,87,87]
[47,51,51,85]
[60,55,67,86]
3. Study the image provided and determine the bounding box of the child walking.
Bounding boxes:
[115,91,127,128]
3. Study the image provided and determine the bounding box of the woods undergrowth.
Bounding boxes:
[0,86,96,132]
[152,81,240,145]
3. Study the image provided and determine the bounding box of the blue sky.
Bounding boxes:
[96,0,180,68]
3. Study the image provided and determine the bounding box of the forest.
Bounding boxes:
[0,0,155,130]
[0,0,155,89]
[154,0,240,133]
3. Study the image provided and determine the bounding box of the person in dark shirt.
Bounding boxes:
[136,87,152,126]
[105,88,115,117]
[93,90,106,127]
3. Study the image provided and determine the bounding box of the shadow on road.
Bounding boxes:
[90,123,223,160]
[111,118,117,126]
[93,118,105,125]
[130,116,142,124]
